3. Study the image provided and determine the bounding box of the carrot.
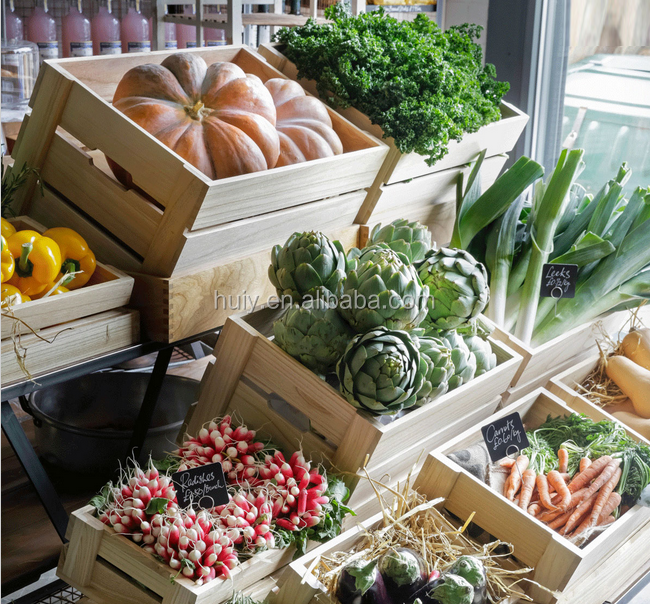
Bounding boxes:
[579,457,592,473]
[536,473,556,510]
[574,468,622,535]
[558,448,569,473]
[505,455,529,500]
[539,488,589,523]
[573,459,621,506]
[598,515,616,528]
[500,458,516,468]
[597,492,622,523]
[561,492,599,535]
[567,455,612,493]
[518,469,537,511]
[528,503,541,516]
[548,509,574,530]
[547,470,572,511]
[559,473,571,482]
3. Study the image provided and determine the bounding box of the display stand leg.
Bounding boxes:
[126,346,174,461]
[1,399,69,542]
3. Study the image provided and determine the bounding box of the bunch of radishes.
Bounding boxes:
[261,450,329,532]
[93,416,335,586]
[176,416,267,487]
[213,489,275,552]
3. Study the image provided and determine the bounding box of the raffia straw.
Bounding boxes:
[576,304,647,408]
[310,472,555,604]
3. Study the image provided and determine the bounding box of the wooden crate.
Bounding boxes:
[183,306,522,519]
[58,505,296,604]
[257,43,528,223]
[271,501,525,604]
[28,187,366,342]
[547,355,650,445]
[1,216,134,339]
[418,388,650,604]
[10,46,388,278]
[1,309,139,386]
[492,311,630,406]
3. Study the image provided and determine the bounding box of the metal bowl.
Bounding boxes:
[27,373,198,476]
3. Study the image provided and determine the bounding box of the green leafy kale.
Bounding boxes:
[274,4,509,165]
[275,474,355,558]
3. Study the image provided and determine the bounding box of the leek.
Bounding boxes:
[514,149,585,345]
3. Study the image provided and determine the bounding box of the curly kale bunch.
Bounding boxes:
[275,4,509,165]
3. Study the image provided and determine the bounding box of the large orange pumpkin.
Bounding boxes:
[111,53,280,180]
[264,78,343,167]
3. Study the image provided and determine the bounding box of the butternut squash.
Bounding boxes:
[606,355,650,419]
[611,410,650,440]
[622,327,650,371]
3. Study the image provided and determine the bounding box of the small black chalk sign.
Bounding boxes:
[540,263,578,299]
[481,412,530,462]
[172,462,230,510]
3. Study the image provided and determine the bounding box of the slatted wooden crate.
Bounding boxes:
[183,305,522,521]
[1,216,134,339]
[28,187,366,342]
[257,42,528,224]
[10,45,388,279]
[418,388,650,604]
[58,505,298,604]
[548,355,650,445]
[1,308,140,386]
[493,311,630,406]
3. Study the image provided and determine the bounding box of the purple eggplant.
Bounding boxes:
[335,559,394,604]
[377,548,427,604]
[411,573,474,604]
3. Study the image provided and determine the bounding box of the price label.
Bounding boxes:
[540,263,578,299]
[172,462,229,510]
[481,412,529,462]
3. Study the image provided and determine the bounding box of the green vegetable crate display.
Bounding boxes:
[257,7,529,229]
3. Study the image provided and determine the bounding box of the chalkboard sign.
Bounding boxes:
[172,462,230,510]
[540,263,578,299]
[480,412,530,463]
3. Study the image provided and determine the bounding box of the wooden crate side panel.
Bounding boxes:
[61,506,105,586]
[387,102,528,184]
[58,551,161,604]
[1,309,139,386]
[11,63,74,211]
[227,378,338,463]
[27,186,144,273]
[59,80,209,213]
[193,148,385,230]
[40,131,162,258]
[367,340,521,468]
[180,194,364,267]
[243,336,360,446]
[1,221,134,339]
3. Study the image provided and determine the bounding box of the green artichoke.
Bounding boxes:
[437,329,477,390]
[418,248,489,331]
[273,299,354,374]
[336,327,426,415]
[369,219,432,264]
[269,231,347,303]
[339,244,429,333]
[415,336,454,406]
[462,333,496,377]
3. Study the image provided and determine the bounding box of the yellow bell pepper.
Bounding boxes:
[31,284,69,299]
[1,217,16,239]
[1,236,15,283]
[6,230,62,297]
[1,283,31,307]
[43,227,96,290]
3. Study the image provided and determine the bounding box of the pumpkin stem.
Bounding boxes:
[187,100,205,120]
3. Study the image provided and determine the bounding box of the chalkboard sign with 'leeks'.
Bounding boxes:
[172,462,230,510]
[481,412,530,462]
[540,263,578,299]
